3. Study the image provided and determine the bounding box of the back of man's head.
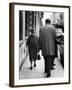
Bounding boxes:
[45,19,51,24]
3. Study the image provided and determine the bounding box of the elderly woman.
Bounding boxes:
[26,29,39,70]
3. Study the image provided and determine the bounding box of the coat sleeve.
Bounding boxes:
[26,37,30,47]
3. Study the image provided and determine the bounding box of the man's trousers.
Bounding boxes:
[44,56,54,75]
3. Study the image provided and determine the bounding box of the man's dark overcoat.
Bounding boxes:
[39,24,57,57]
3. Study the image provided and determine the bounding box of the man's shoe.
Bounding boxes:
[51,67,55,70]
[53,64,56,66]
[46,74,51,77]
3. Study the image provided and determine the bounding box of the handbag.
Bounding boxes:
[37,54,41,60]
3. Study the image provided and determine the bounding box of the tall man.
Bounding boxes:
[39,19,57,77]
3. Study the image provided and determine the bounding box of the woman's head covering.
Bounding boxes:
[31,29,36,34]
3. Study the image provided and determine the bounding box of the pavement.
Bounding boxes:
[19,51,64,79]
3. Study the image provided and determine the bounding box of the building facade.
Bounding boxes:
[19,11,43,71]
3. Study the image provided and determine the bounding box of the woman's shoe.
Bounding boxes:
[34,63,36,67]
[30,66,32,70]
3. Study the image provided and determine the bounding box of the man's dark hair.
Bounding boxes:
[45,19,51,24]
